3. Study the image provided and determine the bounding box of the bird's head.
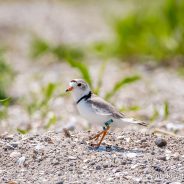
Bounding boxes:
[66,79,91,101]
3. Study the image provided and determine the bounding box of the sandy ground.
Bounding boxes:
[0,2,184,183]
[0,130,184,184]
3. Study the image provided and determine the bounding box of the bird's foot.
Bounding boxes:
[90,143,100,148]
[88,127,110,148]
[89,131,104,141]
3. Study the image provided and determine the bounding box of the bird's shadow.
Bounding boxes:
[87,145,145,156]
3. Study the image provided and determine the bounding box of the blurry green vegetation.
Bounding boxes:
[150,106,159,122]
[31,37,141,101]
[120,105,140,112]
[24,82,59,129]
[0,98,10,120]
[31,37,84,61]
[150,101,170,122]
[164,100,169,120]
[26,82,57,118]
[93,60,108,94]
[30,38,92,86]
[44,112,57,129]
[177,67,184,77]
[0,49,14,100]
[93,0,184,63]
[17,128,30,135]
[105,75,141,100]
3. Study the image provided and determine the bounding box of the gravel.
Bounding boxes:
[0,130,184,184]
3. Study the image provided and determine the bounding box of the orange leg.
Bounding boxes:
[90,126,110,147]
[89,130,105,141]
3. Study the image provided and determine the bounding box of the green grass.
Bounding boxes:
[24,82,59,130]
[0,50,14,100]
[0,97,11,120]
[30,37,141,102]
[164,100,169,120]
[26,82,57,117]
[31,37,84,61]
[104,75,141,100]
[92,0,184,63]
[120,105,141,112]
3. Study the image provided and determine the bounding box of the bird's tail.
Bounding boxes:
[121,118,147,127]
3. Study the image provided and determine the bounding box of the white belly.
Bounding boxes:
[77,100,110,126]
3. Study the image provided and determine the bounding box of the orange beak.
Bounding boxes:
[65,86,73,92]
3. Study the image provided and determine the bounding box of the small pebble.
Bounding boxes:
[96,165,101,170]
[17,156,26,166]
[8,181,17,184]
[56,182,63,184]
[117,136,124,140]
[5,135,14,140]
[157,156,167,161]
[10,151,21,158]
[155,138,167,147]
[106,145,112,152]
[103,164,108,168]
[10,142,19,148]
[68,156,77,160]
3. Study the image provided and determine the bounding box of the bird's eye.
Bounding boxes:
[77,83,82,87]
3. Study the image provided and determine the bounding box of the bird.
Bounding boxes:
[66,79,147,147]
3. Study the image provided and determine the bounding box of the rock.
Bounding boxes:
[173,152,180,160]
[44,137,54,144]
[106,145,112,152]
[107,178,113,182]
[152,166,164,173]
[8,181,17,184]
[17,156,26,166]
[112,168,121,173]
[131,164,139,169]
[10,151,21,158]
[52,158,60,165]
[115,172,120,177]
[83,159,89,163]
[155,138,167,147]
[56,182,63,184]
[67,156,77,160]
[157,156,167,161]
[63,128,71,138]
[10,142,19,148]
[117,136,124,140]
[121,161,127,165]
[125,152,138,158]
[5,135,14,140]
[96,165,101,170]
[103,164,108,168]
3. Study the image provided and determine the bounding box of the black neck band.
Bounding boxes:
[76,91,92,104]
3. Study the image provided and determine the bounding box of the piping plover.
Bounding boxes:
[66,79,147,147]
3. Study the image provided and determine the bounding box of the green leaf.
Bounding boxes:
[105,75,141,100]
[94,60,108,95]
[164,100,169,120]
[0,97,10,102]
[44,113,57,129]
[66,58,92,88]
[17,128,29,134]
[30,38,50,58]
[43,83,57,101]
[150,107,159,122]
[52,45,84,61]
[120,105,141,112]
[0,51,14,99]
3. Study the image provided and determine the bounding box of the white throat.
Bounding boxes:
[72,89,91,103]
